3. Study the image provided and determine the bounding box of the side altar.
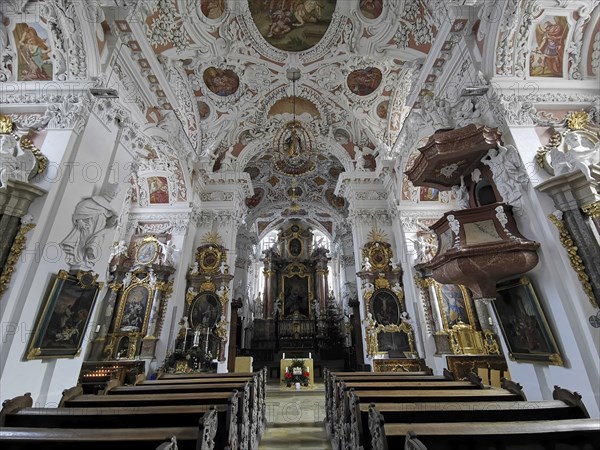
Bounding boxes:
[280,357,314,386]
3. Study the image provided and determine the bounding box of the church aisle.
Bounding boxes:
[259,382,332,450]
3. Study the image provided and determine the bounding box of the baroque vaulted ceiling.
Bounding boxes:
[100,0,453,236]
[22,0,591,238]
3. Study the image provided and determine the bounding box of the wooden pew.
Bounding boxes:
[158,372,255,380]
[342,380,479,390]
[3,394,239,450]
[106,382,246,395]
[324,368,445,439]
[0,408,219,450]
[336,385,523,450]
[350,386,591,450]
[327,373,486,448]
[368,406,600,450]
[139,377,252,385]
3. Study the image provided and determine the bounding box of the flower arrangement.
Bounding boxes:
[284,358,310,386]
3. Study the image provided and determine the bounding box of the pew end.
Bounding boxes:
[501,378,527,400]
[155,437,178,450]
[134,373,146,386]
[442,368,455,380]
[405,431,428,450]
[101,378,122,394]
[553,386,590,418]
[58,386,82,408]
[466,371,484,389]
[0,393,33,426]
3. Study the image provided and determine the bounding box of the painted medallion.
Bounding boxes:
[359,0,383,20]
[347,67,382,96]
[248,0,337,52]
[203,67,240,96]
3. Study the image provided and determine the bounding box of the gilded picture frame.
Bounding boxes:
[493,276,563,366]
[280,262,313,318]
[435,283,477,331]
[188,291,222,329]
[115,283,153,335]
[369,289,402,326]
[27,270,102,359]
[135,236,160,265]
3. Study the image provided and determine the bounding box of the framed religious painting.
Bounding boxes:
[135,236,160,265]
[436,283,477,330]
[116,284,152,334]
[188,292,222,329]
[492,276,563,365]
[370,289,401,326]
[27,270,102,359]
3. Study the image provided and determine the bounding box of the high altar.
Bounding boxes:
[252,222,331,354]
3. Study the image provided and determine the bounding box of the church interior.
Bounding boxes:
[1,0,599,448]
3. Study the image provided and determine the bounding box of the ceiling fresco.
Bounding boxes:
[46,0,592,238]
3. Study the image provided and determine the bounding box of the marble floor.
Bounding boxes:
[258,382,332,450]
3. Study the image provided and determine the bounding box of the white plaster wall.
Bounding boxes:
[0,112,130,406]
[497,127,600,417]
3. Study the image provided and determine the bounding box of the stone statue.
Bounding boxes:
[190,262,199,274]
[312,298,320,319]
[148,269,157,288]
[122,271,133,289]
[59,183,119,270]
[482,144,529,212]
[219,261,229,275]
[0,121,38,187]
[552,132,600,180]
[273,297,282,318]
[354,146,368,171]
[254,292,264,319]
[216,284,229,298]
[451,176,469,209]
[362,257,372,271]
[109,240,128,263]
[161,240,178,266]
[363,281,374,298]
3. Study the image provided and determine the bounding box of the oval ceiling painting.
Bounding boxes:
[359,0,383,20]
[200,0,225,20]
[347,67,382,96]
[203,67,239,96]
[248,0,337,52]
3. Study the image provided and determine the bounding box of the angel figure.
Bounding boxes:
[362,257,372,271]
[190,262,200,274]
[148,270,157,288]
[122,271,133,288]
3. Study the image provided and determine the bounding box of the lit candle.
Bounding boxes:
[488,317,493,326]
[309,352,311,359]
[283,352,285,359]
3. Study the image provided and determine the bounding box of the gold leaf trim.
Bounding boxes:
[0,222,36,299]
[581,202,600,219]
[548,214,598,308]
